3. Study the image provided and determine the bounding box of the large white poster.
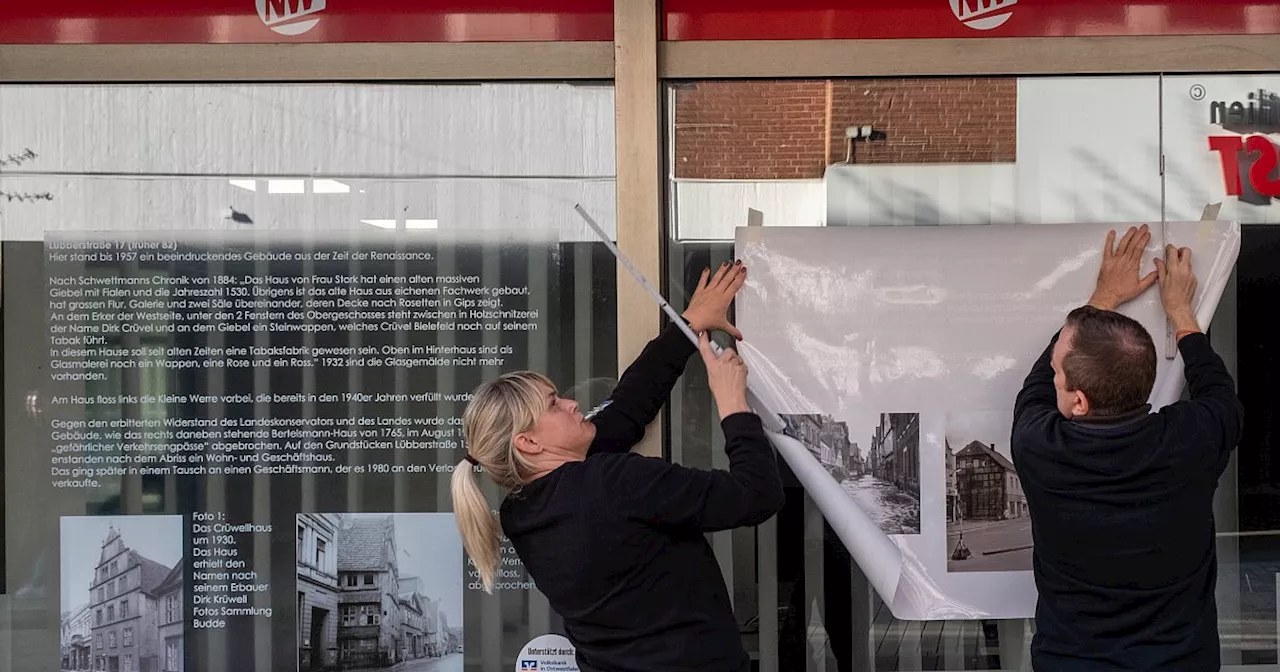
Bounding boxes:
[734,221,1240,619]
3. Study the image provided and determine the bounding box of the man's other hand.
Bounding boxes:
[1088,224,1158,311]
[1154,244,1201,334]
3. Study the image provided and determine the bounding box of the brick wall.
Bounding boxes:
[672,81,830,180]
[672,78,1016,180]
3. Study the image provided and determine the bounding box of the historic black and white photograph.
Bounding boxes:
[60,515,185,672]
[945,410,1032,572]
[296,513,464,672]
[780,411,921,535]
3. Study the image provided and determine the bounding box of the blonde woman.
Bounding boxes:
[452,260,783,672]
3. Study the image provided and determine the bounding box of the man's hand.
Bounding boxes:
[1154,244,1201,335]
[682,260,747,339]
[1088,224,1158,311]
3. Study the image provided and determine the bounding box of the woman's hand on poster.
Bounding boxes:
[682,260,746,340]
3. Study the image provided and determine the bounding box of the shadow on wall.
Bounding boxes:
[825,165,957,226]
[825,144,1173,227]
[1071,147,1163,220]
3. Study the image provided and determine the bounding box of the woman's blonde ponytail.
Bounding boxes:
[451,459,500,593]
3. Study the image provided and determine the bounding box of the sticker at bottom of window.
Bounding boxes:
[515,634,577,672]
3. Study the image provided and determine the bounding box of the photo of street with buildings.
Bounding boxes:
[780,411,921,535]
[60,515,185,672]
[296,513,464,672]
[945,411,1032,572]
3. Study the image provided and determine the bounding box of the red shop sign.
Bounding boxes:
[3,0,1280,45]
[1209,136,1280,198]
[1207,88,1280,198]
[664,0,1280,41]
[0,0,614,44]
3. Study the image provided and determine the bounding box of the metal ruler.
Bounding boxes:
[1162,219,1174,359]
[572,203,777,425]
[573,204,701,346]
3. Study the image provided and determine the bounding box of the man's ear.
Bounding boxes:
[513,432,540,455]
[1072,392,1091,418]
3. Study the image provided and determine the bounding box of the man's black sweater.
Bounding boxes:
[1011,330,1244,671]
[500,324,785,672]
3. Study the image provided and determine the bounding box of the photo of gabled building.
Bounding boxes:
[60,517,184,672]
[297,513,464,672]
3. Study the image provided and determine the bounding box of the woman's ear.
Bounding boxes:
[513,431,540,455]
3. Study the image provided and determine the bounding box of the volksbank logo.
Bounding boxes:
[256,0,326,36]
[950,0,1017,31]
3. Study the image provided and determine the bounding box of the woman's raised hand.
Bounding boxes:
[682,260,747,340]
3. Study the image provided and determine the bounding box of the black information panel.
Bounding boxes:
[4,231,616,672]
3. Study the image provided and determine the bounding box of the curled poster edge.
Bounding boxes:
[762,430,903,603]
[1149,221,1240,408]
[749,356,989,620]
[735,334,906,606]
[761,427,991,620]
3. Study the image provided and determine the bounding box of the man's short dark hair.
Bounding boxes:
[1062,306,1157,416]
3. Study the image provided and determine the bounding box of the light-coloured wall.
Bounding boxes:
[1013,76,1164,225]
[673,179,825,239]
[825,163,1017,226]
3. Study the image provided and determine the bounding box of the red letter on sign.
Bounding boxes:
[1208,135,1244,196]
[1246,135,1280,197]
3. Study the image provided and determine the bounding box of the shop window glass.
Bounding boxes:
[665,75,1277,670]
[1,81,617,672]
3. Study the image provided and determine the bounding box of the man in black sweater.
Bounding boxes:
[1011,225,1244,671]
